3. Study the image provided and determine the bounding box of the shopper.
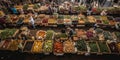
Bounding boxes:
[115,22,120,30]
[94,23,99,30]
[100,9,107,16]
[87,7,92,16]
[29,13,35,29]
[10,6,18,14]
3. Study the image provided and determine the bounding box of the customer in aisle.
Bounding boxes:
[115,22,120,30]
[100,9,107,16]
[87,6,92,16]
[29,13,35,29]
[10,5,18,15]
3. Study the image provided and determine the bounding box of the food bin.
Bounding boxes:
[31,40,43,53]
[76,40,87,55]
[97,41,111,54]
[76,29,87,40]
[35,17,42,26]
[11,15,19,24]
[0,40,6,49]
[7,40,19,51]
[71,15,78,25]
[57,15,64,24]
[86,28,97,40]
[36,30,46,40]
[0,29,19,40]
[116,42,120,54]
[43,40,53,55]
[0,40,11,50]
[63,40,77,53]
[87,16,96,23]
[100,16,110,25]
[23,40,34,53]
[64,19,72,25]
[113,32,120,42]
[23,16,29,24]
[103,31,113,41]
[107,42,119,54]
[53,41,64,56]
[45,30,55,40]
[60,33,68,40]
[48,18,57,25]
[87,41,100,54]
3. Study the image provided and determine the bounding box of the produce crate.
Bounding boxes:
[63,40,77,53]
[64,19,72,25]
[45,30,55,40]
[23,40,34,53]
[103,31,113,41]
[48,18,57,25]
[76,40,87,55]
[53,41,64,56]
[7,40,19,51]
[97,41,111,54]
[100,16,110,25]
[29,30,38,40]
[87,16,96,23]
[116,42,120,54]
[43,40,53,55]
[36,30,46,40]
[60,33,68,40]
[87,41,100,54]
[42,18,48,26]
[31,40,43,53]
[113,32,120,42]
[35,18,42,26]
[73,36,79,41]
[107,42,119,54]
[0,40,11,50]
[76,29,87,40]
[0,40,6,48]
[0,29,19,40]
[57,19,64,24]
[23,18,29,24]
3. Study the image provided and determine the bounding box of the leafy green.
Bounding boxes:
[98,42,109,52]
[33,4,39,9]
[103,31,113,40]
[0,29,17,40]
[23,4,28,10]
[114,32,120,39]
[60,33,67,38]
[89,42,98,52]
[43,40,53,53]
[76,40,87,51]
[45,30,54,40]
[102,20,109,24]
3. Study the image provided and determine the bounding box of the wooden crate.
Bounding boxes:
[0,40,11,50]
[7,40,19,51]
[31,40,43,53]
[87,41,100,54]
[22,40,34,53]
[97,41,111,54]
